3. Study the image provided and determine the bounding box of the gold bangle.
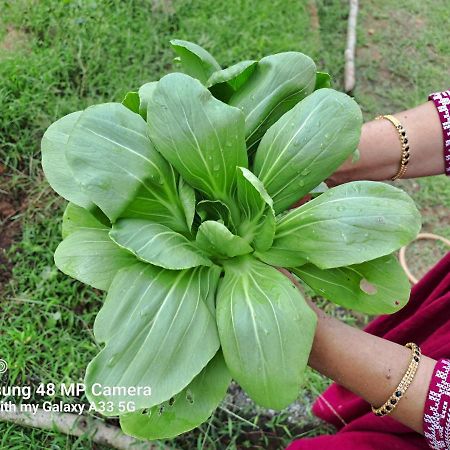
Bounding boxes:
[375,114,410,180]
[371,343,421,417]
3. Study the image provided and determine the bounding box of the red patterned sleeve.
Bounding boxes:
[428,90,450,176]
[423,359,450,449]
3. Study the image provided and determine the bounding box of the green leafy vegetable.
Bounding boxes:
[272,181,421,268]
[65,103,187,231]
[207,60,258,102]
[314,71,332,90]
[41,111,93,209]
[110,219,212,269]
[121,91,140,114]
[87,263,220,414]
[216,256,316,409]
[120,351,230,440]
[147,73,247,214]
[291,255,410,314]
[228,52,316,150]
[42,40,421,440]
[54,229,136,290]
[61,202,108,239]
[236,167,275,251]
[178,177,196,230]
[254,88,363,213]
[196,199,233,228]
[170,39,221,84]
[196,220,253,258]
[138,82,157,120]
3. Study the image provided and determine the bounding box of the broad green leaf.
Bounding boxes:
[147,73,248,207]
[196,200,233,230]
[235,167,275,251]
[207,60,257,90]
[202,265,222,315]
[54,229,136,290]
[253,212,276,252]
[236,167,273,216]
[254,246,308,267]
[292,255,410,314]
[178,178,196,230]
[314,71,332,90]
[208,60,257,102]
[62,203,108,239]
[109,219,211,270]
[41,111,93,209]
[121,84,157,120]
[87,264,220,414]
[254,88,363,213]
[170,39,221,84]
[119,166,188,234]
[93,264,221,343]
[65,102,187,232]
[196,221,253,259]
[229,52,316,151]
[120,351,230,440]
[138,81,157,120]
[216,256,316,409]
[273,181,421,269]
[121,91,140,114]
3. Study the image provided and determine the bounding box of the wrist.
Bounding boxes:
[326,122,374,185]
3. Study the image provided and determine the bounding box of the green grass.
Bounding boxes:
[1,0,449,448]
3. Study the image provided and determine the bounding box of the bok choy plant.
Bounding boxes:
[41,39,421,440]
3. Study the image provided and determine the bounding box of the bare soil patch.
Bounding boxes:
[0,25,29,55]
[0,183,25,290]
[356,5,427,95]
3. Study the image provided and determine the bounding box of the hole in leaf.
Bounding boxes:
[185,389,194,404]
[158,405,165,416]
[141,408,150,416]
[168,396,175,407]
[360,278,377,295]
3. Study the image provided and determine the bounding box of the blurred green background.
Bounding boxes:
[0,0,449,448]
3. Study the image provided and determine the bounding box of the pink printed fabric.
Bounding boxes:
[424,359,450,449]
[428,90,450,176]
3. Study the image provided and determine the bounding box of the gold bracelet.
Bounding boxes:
[375,114,410,180]
[371,343,421,417]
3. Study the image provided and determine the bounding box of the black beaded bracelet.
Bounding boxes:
[376,114,410,181]
[371,343,421,417]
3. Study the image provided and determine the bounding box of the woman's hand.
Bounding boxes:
[327,101,445,186]
[277,98,445,434]
[279,268,436,434]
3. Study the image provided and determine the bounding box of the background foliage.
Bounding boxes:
[0,0,449,448]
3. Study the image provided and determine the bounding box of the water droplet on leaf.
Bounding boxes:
[107,354,119,367]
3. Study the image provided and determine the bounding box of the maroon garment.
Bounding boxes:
[287,252,450,450]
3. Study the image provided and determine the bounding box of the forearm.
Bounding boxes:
[329,101,445,184]
[308,305,436,434]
